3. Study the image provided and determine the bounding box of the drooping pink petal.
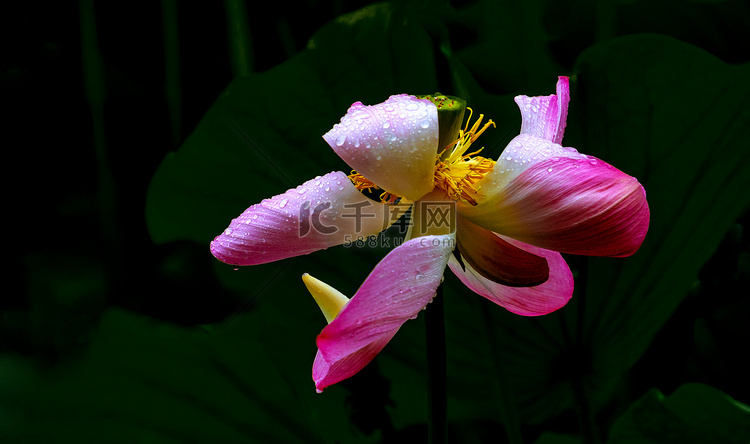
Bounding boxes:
[449,235,574,316]
[210,171,390,266]
[313,234,455,392]
[515,76,570,144]
[323,95,438,201]
[456,216,549,287]
[313,331,397,394]
[461,150,649,257]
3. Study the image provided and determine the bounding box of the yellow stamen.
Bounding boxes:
[433,157,495,205]
[348,171,401,203]
[347,107,496,206]
[434,108,496,205]
[302,273,350,324]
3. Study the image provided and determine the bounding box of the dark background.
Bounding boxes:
[2,0,749,443]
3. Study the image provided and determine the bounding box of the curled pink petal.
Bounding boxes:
[515,76,570,144]
[323,95,438,201]
[313,234,455,392]
[313,332,396,394]
[462,154,649,257]
[449,235,574,316]
[210,171,390,266]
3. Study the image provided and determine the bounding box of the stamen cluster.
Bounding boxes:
[348,108,496,205]
[348,172,401,204]
[433,109,495,205]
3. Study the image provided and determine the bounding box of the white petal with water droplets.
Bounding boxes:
[323,95,438,201]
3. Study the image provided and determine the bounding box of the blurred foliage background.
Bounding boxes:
[2,0,750,443]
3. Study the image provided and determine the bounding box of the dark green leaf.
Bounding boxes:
[608,383,750,444]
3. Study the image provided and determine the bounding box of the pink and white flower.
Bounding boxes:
[210,77,650,392]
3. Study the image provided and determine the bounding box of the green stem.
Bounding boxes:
[594,0,615,43]
[161,0,182,148]
[571,258,601,444]
[224,0,253,77]
[573,376,601,444]
[480,298,524,444]
[79,0,121,271]
[426,284,447,444]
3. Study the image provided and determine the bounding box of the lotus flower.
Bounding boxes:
[210,77,650,392]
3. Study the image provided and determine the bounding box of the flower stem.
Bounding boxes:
[161,0,182,149]
[573,376,601,444]
[79,0,122,276]
[426,284,447,444]
[224,0,253,76]
[480,297,524,444]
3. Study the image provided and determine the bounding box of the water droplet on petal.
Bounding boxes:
[335,135,346,146]
[382,122,390,129]
[279,198,288,208]
[420,119,430,129]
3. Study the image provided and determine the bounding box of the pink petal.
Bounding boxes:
[210,171,390,266]
[515,76,570,144]
[323,95,438,201]
[313,234,455,392]
[478,134,592,195]
[449,235,574,316]
[456,216,549,287]
[313,332,396,394]
[461,152,649,257]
